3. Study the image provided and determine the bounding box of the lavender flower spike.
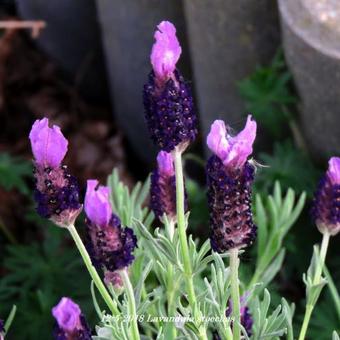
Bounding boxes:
[150,151,188,221]
[144,20,197,152]
[312,157,340,236]
[29,118,81,227]
[206,116,257,252]
[52,297,91,340]
[85,180,137,272]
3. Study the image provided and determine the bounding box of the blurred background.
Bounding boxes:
[0,0,339,339]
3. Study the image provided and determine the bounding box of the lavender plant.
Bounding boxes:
[12,19,338,340]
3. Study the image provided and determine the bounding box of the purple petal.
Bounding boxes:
[206,120,230,161]
[327,157,340,184]
[29,118,68,168]
[150,21,181,81]
[157,151,174,176]
[52,297,81,332]
[84,179,112,227]
[225,115,257,168]
[207,116,257,169]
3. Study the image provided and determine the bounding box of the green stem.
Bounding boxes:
[298,231,330,340]
[230,248,241,340]
[4,305,17,333]
[174,150,194,299]
[121,269,140,340]
[298,305,313,340]
[67,224,119,315]
[313,232,330,285]
[166,263,177,339]
[174,149,208,340]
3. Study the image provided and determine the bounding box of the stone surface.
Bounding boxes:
[96,0,191,163]
[279,0,340,159]
[17,0,109,103]
[184,0,280,150]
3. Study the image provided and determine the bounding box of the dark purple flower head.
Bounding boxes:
[144,21,197,153]
[226,296,253,336]
[29,118,81,227]
[84,180,137,271]
[312,157,340,236]
[206,117,257,252]
[52,297,91,340]
[150,151,188,221]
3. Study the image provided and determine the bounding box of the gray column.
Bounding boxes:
[184,0,280,145]
[279,0,340,159]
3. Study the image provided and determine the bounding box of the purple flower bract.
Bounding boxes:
[52,297,91,340]
[312,157,340,236]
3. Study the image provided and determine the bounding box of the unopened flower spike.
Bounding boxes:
[213,295,253,339]
[312,156,340,236]
[150,150,188,221]
[29,118,81,227]
[206,115,257,252]
[85,180,137,274]
[226,295,253,336]
[144,20,198,152]
[52,297,91,340]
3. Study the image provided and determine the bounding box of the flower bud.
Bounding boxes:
[150,151,188,221]
[206,116,257,252]
[85,180,137,271]
[52,297,91,340]
[312,157,340,236]
[144,21,197,152]
[104,270,124,295]
[226,296,253,336]
[29,118,81,227]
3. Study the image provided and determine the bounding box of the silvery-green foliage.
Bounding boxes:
[93,170,309,339]
[333,331,340,340]
[201,252,232,339]
[107,169,154,228]
[250,181,306,288]
[303,246,327,307]
[250,289,295,340]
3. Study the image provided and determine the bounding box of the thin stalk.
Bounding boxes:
[4,305,17,333]
[298,231,330,340]
[230,248,241,340]
[174,149,208,340]
[174,150,194,300]
[166,219,177,338]
[166,263,177,339]
[313,232,330,285]
[121,269,140,340]
[67,224,119,315]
